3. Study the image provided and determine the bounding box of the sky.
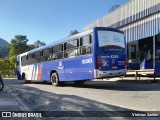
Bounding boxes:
[0,0,129,44]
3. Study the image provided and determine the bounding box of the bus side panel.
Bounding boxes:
[21,61,67,81]
[63,55,95,81]
[40,60,68,81]
[16,55,22,80]
[38,62,52,81]
[23,64,39,81]
[16,69,22,80]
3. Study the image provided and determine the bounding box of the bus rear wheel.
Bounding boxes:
[51,72,59,87]
[22,73,25,80]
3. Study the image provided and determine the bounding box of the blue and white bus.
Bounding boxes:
[16,27,127,86]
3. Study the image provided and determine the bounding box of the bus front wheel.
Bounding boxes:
[51,72,59,87]
[22,73,25,80]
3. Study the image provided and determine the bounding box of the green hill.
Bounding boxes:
[0,38,9,58]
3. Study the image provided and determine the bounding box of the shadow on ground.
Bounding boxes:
[6,84,139,117]
[3,78,160,91]
[3,79,160,119]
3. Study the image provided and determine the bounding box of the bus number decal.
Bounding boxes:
[82,58,92,64]
[111,55,118,58]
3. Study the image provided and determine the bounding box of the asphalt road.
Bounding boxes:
[3,78,160,119]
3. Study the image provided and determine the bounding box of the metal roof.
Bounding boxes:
[84,0,160,42]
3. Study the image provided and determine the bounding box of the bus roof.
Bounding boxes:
[20,28,93,56]
[19,27,123,56]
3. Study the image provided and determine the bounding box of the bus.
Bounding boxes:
[16,27,127,86]
[140,38,160,75]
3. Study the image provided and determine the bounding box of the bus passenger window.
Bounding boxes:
[64,39,79,58]
[51,54,58,60]
[41,48,51,62]
[57,52,63,59]
[21,56,27,66]
[52,44,63,60]
[27,54,33,65]
[80,35,92,55]
[34,51,41,63]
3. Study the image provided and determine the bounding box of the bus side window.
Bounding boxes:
[27,54,34,65]
[64,39,79,58]
[15,61,19,68]
[34,51,41,63]
[80,35,92,55]
[64,43,68,58]
[22,55,30,66]
[52,44,63,60]
[41,48,51,62]
[21,56,26,66]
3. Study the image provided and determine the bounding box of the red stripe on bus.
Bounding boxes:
[38,64,42,80]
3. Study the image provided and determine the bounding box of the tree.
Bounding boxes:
[0,58,12,76]
[69,30,79,36]
[33,40,46,48]
[108,5,120,13]
[9,35,30,65]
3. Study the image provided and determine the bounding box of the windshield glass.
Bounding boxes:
[15,56,20,68]
[98,30,125,52]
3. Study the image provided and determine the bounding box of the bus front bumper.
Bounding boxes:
[94,69,127,79]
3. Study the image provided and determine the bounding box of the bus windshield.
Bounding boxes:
[98,30,125,52]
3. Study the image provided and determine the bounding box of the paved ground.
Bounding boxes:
[1,78,160,120]
[0,88,23,111]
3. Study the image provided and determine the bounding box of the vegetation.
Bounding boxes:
[34,40,46,48]
[0,30,77,77]
[69,30,79,36]
[0,35,46,77]
[9,35,30,65]
[108,5,120,13]
[0,38,9,58]
[2,75,17,78]
[8,35,46,65]
[0,46,9,58]
[0,58,15,77]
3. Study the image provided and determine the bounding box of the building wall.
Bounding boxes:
[84,0,160,42]
[121,13,160,42]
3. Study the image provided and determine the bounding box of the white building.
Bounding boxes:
[84,0,160,70]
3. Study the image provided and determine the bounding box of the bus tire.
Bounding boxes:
[22,73,25,80]
[0,76,4,91]
[51,72,59,87]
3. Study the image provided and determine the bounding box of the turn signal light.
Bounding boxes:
[97,57,102,70]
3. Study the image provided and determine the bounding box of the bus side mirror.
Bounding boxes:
[15,61,19,68]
